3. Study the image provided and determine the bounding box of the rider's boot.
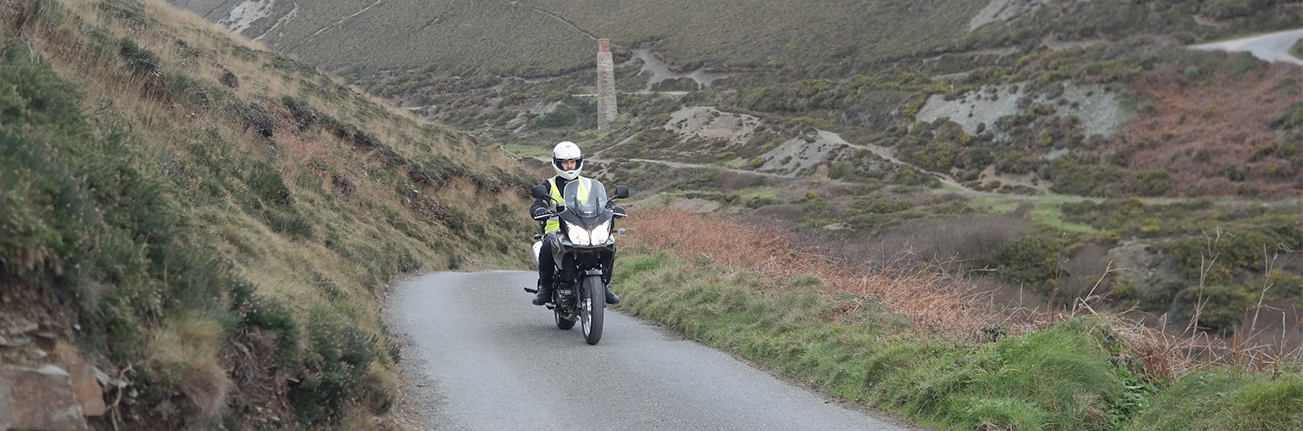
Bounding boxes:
[604,285,620,305]
[532,279,553,306]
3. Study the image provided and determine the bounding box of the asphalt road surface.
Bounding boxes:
[386,271,919,431]
[1191,27,1303,66]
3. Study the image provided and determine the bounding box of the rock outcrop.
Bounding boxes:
[0,365,89,431]
[1,317,113,431]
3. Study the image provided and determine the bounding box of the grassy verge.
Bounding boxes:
[613,247,1303,430]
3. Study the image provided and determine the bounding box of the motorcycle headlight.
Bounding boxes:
[565,221,591,246]
[590,220,612,244]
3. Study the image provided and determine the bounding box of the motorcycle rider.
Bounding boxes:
[530,141,625,306]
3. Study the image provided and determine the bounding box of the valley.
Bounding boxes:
[4,0,1299,429]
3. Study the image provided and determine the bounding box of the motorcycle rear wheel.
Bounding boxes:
[580,276,604,345]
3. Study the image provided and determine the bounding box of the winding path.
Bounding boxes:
[509,1,598,41]
[309,0,386,37]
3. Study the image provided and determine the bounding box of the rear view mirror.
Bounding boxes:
[531,184,549,200]
[614,185,629,199]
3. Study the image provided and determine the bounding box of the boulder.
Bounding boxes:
[0,365,89,430]
[51,342,106,416]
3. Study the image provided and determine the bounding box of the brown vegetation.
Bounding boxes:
[627,208,1303,379]
[628,208,1035,340]
[1118,60,1302,196]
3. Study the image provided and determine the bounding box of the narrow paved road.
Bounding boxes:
[386,271,918,431]
[1191,28,1303,66]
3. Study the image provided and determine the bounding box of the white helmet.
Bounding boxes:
[552,141,583,180]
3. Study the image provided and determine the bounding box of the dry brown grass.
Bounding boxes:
[1119,61,1303,196]
[1098,307,1303,380]
[147,313,232,419]
[627,208,1041,340]
[627,208,1303,379]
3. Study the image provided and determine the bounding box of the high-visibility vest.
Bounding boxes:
[545,176,593,233]
[544,177,566,233]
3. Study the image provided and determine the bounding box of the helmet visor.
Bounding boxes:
[553,157,583,171]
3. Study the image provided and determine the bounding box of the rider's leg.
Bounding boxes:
[604,245,620,305]
[604,285,621,305]
[534,240,555,306]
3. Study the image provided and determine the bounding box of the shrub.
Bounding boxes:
[231,100,275,137]
[535,105,578,128]
[1134,169,1171,196]
[1272,102,1303,131]
[290,313,379,424]
[872,215,1034,264]
[243,161,293,206]
[1225,163,1249,182]
[984,233,1070,294]
[828,162,855,179]
[1041,156,1126,196]
[1226,52,1259,78]
[119,37,159,76]
[219,68,240,89]
[97,0,151,28]
[281,95,318,130]
[163,70,206,106]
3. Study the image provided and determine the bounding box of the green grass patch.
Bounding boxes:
[940,183,968,192]
[967,195,1023,215]
[1126,371,1303,431]
[615,247,1303,431]
[1031,199,1100,234]
[500,142,552,158]
[736,186,781,199]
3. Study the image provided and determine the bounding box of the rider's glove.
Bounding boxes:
[531,207,550,220]
[611,204,627,218]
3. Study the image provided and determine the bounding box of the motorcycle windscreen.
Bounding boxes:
[562,177,607,218]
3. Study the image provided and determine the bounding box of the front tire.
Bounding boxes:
[580,276,604,345]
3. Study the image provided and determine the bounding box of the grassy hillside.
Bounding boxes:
[177,0,1302,78]
[169,0,1303,200]
[219,0,593,76]
[1,0,533,429]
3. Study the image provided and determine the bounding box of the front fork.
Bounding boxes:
[552,270,604,312]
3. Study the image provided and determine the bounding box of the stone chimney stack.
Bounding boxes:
[596,38,618,131]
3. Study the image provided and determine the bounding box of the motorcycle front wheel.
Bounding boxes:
[580,275,604,345]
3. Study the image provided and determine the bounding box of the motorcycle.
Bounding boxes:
[525,178,628,345]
